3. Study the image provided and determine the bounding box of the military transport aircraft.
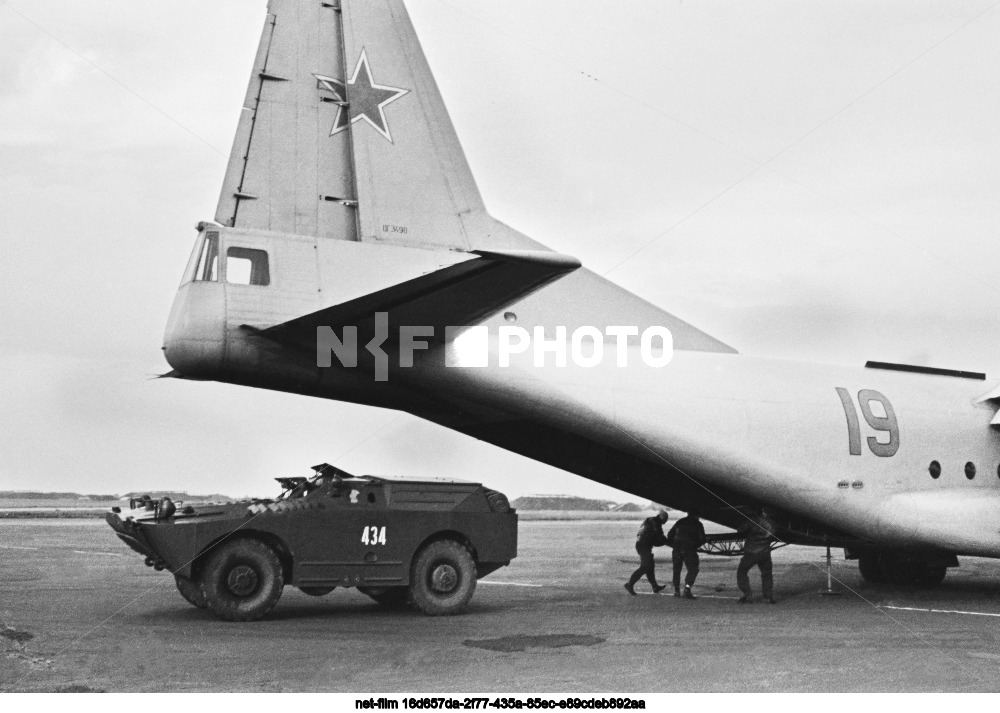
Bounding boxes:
[161,0,1000,587]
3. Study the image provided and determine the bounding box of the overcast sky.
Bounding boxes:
[1,0,998,501]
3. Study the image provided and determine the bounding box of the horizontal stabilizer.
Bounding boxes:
[257,250,581,352]
[971,383,1000,428]
[149,370,211,382]
[975,383,1000,404]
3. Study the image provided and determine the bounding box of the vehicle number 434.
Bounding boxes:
[361,525,387,546]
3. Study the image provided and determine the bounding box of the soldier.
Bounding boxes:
[736,507,778,604]
[668,509,707,598]
[625,510,670,595]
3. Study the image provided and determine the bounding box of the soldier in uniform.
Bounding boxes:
[668,509,707,598]
[625,510,670,595]
[736,507,779,604]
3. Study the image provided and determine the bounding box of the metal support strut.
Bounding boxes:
[819,541,842,596]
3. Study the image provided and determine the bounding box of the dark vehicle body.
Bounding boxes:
[106,466,517,620]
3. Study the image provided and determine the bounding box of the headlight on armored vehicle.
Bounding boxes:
[157,497,176,520]
[485,490,511,513]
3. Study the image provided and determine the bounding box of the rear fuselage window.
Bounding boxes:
[194,232,220,282]
[226,247,270,286]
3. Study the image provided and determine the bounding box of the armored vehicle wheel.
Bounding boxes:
[175,574,208,609]
[358,586,410,607]
[409,540,476,616]
[299,586,335,596]
[857,554,884,583]
[201,539,283,622]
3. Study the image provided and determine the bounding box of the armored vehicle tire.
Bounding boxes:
[299,586,336,596]
[175,574,208,609]
[201,539,284,622]
[857,554,884,583]
[409,539,476,616]
[358,586,410,607]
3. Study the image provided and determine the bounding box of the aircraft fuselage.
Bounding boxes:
[164,226,1000,559]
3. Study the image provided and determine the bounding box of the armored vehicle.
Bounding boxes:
[106,465,517,621]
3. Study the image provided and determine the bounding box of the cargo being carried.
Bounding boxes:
[106,464,517,621]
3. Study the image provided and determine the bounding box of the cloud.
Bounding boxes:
[0,32,83,145]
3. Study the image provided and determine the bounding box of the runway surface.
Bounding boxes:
[2,519,1000,692]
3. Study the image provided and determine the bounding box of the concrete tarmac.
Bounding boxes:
[2,519,1000,692]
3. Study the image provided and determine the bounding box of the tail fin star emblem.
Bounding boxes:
[319,49,410,143]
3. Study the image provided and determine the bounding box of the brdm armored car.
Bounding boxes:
[106,465,518,621]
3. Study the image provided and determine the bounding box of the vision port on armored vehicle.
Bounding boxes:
[105,464,517,621]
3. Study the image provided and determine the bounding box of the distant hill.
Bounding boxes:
[511,495,643,512]
[4,490,648,510]
[119,491,236,503]
[609,502,645,512]
[1,490,235,503]
[0,491,116,501]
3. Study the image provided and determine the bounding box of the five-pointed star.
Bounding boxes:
[327,49,409,143]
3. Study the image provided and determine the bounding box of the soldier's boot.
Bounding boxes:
[652,584,667,593]
[737,594,752,604]
[683,585,697,600]
[673,588,681,597]
[624,582,636,596]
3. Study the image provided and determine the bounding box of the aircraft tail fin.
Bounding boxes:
[215,0,532,252]
[340,0,489,250]
[216,2,356,240]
